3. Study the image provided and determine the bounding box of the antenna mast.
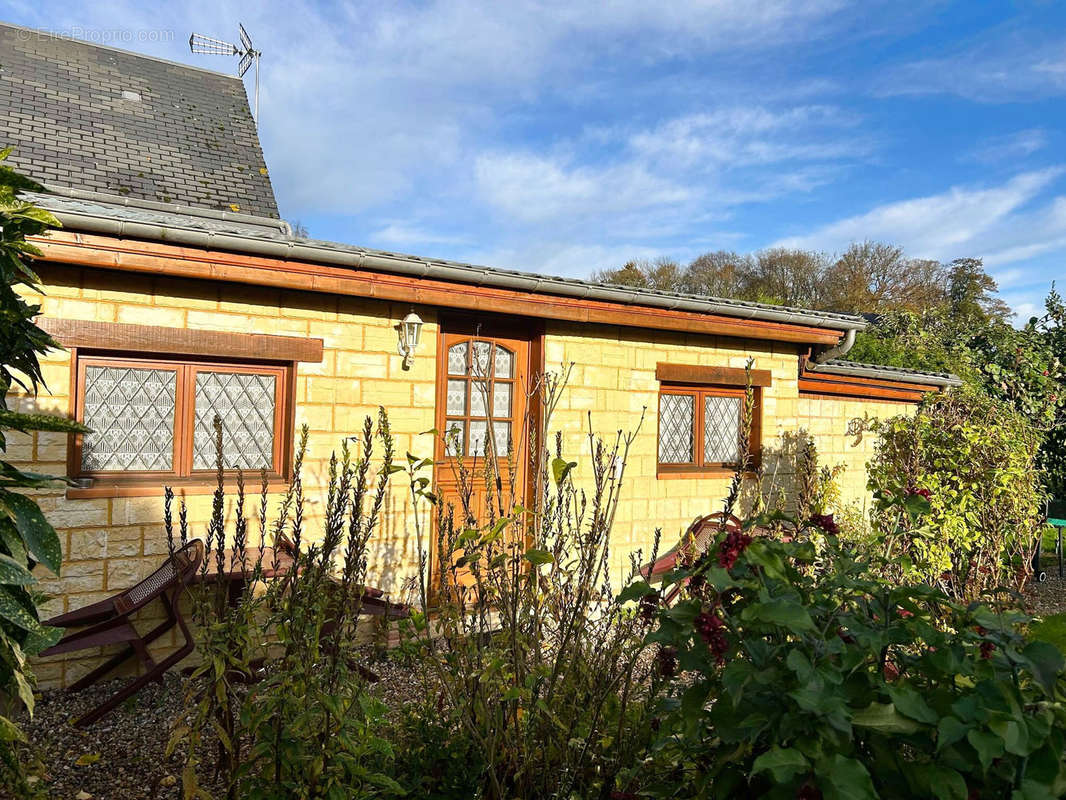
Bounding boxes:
[189,24,262,120]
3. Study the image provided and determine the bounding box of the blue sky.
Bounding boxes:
[5,1,1066,318]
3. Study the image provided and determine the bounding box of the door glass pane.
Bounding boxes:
[472,341,491,377]
[494,346,514,379]
[658,394,694,464]
[468,419,487,456]
[492,421,511,456]
[193,371,277,470]
[704,395,742,464]
[448,342,468,375]
[493,382,512,418]
[444,420,465,456]
[470,380,489,417]
[81,365,177,471]
[446,379,467,415]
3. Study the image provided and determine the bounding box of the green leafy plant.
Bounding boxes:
[866,390,1046,599]
[637,518,1066,799]
[0,149,87,796]
[169,412,404,800]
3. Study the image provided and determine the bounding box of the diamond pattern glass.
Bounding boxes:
[493,382,512,418]
[445,420,465,456]
[193,372,277,470]
[658,394,694,464]
[446,379,467,415]
[704,395,741,464]
[448,342,468,375]
[494,346,513,378]
[470,380,489,416]
[82,366,177,471]
[472,341,491,377]
[492,422,511,456]
[468,419,487,456]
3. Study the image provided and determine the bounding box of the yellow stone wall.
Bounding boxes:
[12,264,438,688]
[795,394,918,516]
[10,263,916,687]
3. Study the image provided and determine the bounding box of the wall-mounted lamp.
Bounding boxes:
[397,310,424,370]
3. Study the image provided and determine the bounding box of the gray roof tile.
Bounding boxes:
[0,22,278,217]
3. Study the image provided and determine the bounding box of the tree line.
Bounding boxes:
[593,242,1011,323]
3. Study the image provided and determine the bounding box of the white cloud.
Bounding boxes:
[876,29,1066,102]
[773,169,1065,256]
[964,129,1049,165]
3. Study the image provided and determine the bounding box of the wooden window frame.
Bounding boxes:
[68,350,296,497]
[656,384,761,478]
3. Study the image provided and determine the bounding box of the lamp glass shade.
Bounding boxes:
[402,311,423,350]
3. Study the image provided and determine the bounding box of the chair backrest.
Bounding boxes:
[679,512,742,562]
[114,539,204,615]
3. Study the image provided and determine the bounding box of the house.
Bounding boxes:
[0,23,960,688]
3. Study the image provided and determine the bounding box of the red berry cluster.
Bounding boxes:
[638,590,660,623]
[980,641,996,659]
[717,528,753,570]
[694,608,729,665]
[905,487,932,499]
[809,513,839,535]
[656,645,678,677]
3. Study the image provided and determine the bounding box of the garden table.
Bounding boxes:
[1050,516,1066,580]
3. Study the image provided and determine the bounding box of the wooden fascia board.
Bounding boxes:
[40,317,324,362]
[656,363,773,387]
[30,231,847,347]
[797,375,931,403]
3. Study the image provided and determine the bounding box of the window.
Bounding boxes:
[657,385,752,475]
[73,355,292,483]
[443,338,516,458]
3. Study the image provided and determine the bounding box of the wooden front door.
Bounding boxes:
[433,321,534,590]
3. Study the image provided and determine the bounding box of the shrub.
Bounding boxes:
[865,390,1046,599]
[168,412,403,800]
[637,517,1066,799]
[394,369,663,799]
[0,149,86,796]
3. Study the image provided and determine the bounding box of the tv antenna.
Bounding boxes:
[189,24,261,121]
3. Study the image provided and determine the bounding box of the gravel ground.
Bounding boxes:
[13,654,424,800]
[1024,574,1066,618]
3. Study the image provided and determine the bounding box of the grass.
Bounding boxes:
[1030,612,1066,654]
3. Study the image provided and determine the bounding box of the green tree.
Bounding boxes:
[947,257,1012,326]
[0,148,86,795]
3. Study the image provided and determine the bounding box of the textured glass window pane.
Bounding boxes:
[444,420,465,456]
[446,379,467,415]
[492,422,511,456]
[448,342,468,375]
[470,380,489,417]
[193,372,276,470]
[658,394,694,464]
[82,366,177,471]
[493,382,512,418]
[494,346,513,378]
[472,341,491,377]
[704,395,742,464]
[468,419,487,456]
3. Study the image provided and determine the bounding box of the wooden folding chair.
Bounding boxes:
[639,512,741,605]
[42,538,204,727]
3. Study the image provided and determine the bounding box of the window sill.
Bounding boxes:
[655,466,756,480]
[66,479,291,499]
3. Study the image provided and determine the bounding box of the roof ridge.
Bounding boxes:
[0,20,242,81]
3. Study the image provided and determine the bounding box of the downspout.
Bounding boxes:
[811,328,856,364]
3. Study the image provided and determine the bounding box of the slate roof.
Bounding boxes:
[0,22,278,217]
